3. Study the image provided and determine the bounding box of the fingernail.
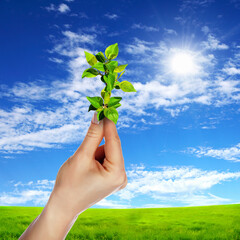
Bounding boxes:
[91,112,99,125]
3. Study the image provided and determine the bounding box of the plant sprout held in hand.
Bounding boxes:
[82,43,137,124]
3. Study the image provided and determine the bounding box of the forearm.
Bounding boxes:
[19,193,79,240]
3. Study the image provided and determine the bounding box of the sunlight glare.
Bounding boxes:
[170,52,197,75]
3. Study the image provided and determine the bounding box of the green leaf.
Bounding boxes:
[95,52,106,63]
[106,61,118,73]
[105,74,115,91]
[114,81,120,89]
[88,104,97,112]
[104,94,111,104]
[82,68,99,78]
[92,62,105,72]
[101,89,111,104]
[114,64,128,73]
[86,96,103,108]
[119,81,137,92]
[97,110,105,121]
[117,70,125,80]
[105,43,119,60]
[113,72,118,80]
[84,51,97,66]
[113,103,121,109]
[104,107,119,124]
[108,97,122,107]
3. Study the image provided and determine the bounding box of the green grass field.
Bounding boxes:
[0,204,239,239]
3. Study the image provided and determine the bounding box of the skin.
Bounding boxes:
[19,115,127,240]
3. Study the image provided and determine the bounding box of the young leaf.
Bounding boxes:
[97,110,105,121]
[108,97,122,107]
[105,43,119,60]
[92,62,105,72]
[105,61,118,73]
[117,70,125,80]
[101,89,111,104]
[113,103,121,109]
[104,107,119,124]
[95,52,106,63]
[86,96,103,108]
[119,81,137,92]
[97,106,103,112]
[84,51,97,66]
[114,64,128,73]
[82,68,99,78]
[105,74,115,91]
[88,104,97,112]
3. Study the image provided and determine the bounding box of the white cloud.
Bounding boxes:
[49,57,64,64]
[1,166,238,207]
[164,28,177,35]
[201,26,210,35]
[0,180,54,205]
[95,198,131,208]
[104,13,118,20]
[222,52,240,75]
[58,3,70,13]
[61,30,96,45]
[132,23,159,32]
[189,143,240,162]
[164,106,189,117]
[115,165,240,206]
[125,38,153,55]
[0,29,239,154]
[45,3,70,14]
[202,34,229,50]
[223,67,240,75]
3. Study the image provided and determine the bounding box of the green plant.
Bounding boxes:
[82,43,136,124]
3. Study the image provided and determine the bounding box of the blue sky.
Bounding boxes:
[0,0,240,208]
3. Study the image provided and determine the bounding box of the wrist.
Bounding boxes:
[36,192,79,239]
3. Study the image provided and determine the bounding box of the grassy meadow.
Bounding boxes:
[0,204,239,239]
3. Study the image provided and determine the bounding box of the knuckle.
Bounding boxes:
[112,170,127,187]
[86,127,98,139]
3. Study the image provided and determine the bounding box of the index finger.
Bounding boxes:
[103,117,125,171]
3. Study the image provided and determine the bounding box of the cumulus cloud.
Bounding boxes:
[1,165,239,207]
[202,34,229,50]
[222,52,240,75]
[189,143,240,162]
[0,28,240,154]
[0,180,54,205]
[116,165,240,206]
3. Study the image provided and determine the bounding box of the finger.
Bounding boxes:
[74,112,104,159]
[103,117,125,170]
[95,145,105,164]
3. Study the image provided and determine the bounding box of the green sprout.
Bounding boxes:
[82,43,137,124]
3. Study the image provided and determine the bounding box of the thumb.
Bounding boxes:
[75,112,104,158]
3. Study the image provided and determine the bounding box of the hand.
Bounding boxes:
[19,113,127,240]
[51,112,128,217]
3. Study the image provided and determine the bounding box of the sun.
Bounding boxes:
[170,51,198,76]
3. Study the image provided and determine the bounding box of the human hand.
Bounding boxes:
[50,112,128,218]
[19,113,127,240]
